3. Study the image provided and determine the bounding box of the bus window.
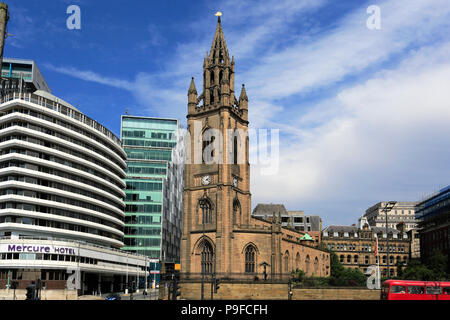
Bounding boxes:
[426,287,442,295]
[407,286,424,294]
[443,287,450,295]
[390,286,406,294]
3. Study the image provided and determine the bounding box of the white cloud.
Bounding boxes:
[243,0,450,101]
[43,64,134,90]
[251,41,450,224]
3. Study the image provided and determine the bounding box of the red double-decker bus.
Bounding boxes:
[381,280,450,300]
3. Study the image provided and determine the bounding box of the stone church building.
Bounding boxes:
[180,16,330,281]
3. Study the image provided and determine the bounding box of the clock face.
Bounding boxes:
[202,175,211,186]
[233,178,238,187]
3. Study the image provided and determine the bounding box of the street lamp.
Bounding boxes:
[199,195,209,300]
[382,201,397,279]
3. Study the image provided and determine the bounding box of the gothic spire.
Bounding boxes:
[209,14,230,63]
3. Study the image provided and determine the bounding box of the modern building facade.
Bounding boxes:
[180,16,329,287]
[0,60,148,294]
[121,115,184,266]
[364,201,419,231]
[1,58,51,94]
[252,204,322,245]
[407,228,421,259]
[415,185,450,271]
[322,217,411,277]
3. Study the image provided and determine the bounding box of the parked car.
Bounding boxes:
[105,293,121,300]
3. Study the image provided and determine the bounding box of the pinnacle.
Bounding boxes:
[188,77,197,94]
[239,84,248,101]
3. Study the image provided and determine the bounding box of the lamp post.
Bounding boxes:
[199,196,208,300]
[144,256,148,298]
[0,3,9,68]
[125,253,129,294]
[382,201,397,279]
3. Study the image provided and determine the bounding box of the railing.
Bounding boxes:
[179,272,291,282]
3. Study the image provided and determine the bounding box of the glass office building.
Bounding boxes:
[120,116,184,264]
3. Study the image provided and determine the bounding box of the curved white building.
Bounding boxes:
[0,61,149,296]
[0,90,127,248]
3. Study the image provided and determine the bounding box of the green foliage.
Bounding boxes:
[292,247,366,287]
[395,261,404,279]
[427,250,448,280]
[399,251,449,281]
[401,263,434,281]
[329,268,366,287]
[291,269,305,282]
[328,250,344,277]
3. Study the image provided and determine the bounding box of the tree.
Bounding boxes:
[400,252,449,281]
[291,269,305,282]
[401,264,434,281]
[328,250,344,277]
[395,260,404,279]
[426,250,448,280]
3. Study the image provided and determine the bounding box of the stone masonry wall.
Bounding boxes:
[180,282,380,300]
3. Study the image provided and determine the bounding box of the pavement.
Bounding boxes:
[79,288,160,300]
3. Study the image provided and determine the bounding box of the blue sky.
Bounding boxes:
[5,0,450,226]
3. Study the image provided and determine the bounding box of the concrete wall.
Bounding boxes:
[0,289,78,300]
[180,282,380,300]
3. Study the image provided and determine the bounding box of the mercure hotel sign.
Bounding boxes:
[2,244,77,255]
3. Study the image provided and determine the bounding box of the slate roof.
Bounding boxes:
[323,225,400,234]
[252,204,288,216]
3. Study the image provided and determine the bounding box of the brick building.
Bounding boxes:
[180,16,329,282]
[322,217,411,277]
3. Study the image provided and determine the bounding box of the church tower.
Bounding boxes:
[180,17,330,293]
[181,14,251,277]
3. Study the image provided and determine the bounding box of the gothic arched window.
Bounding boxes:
[233,199,241,225]
[245,245,256,273]
[202,130,215,164]
[305,255,310,274]
[284,251,290,273]
[314,257,319,274]
[219,70,223,84]
[199,198,212,224]
[210,89,215,104]
[209,70,214,85]
[233,135,238,164]
[201,240,214,274]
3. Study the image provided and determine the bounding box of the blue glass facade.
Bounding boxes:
[120,116,184,262]
[415,186,450,267]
